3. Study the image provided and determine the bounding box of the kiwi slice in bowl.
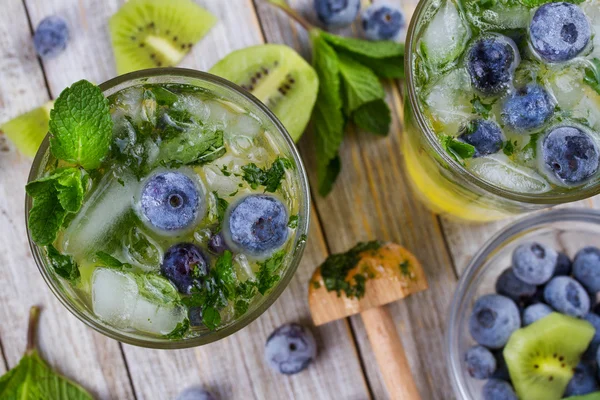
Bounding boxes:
[209,44,319,142]
[504,313,595,400]
[0,102,53,157]
[109,0,217,74]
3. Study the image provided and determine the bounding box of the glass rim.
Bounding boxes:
[25,67,311,349]
[404,1,600,205]
[445,207,600,398]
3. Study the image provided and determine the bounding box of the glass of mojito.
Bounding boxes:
[25,69,310,348]
[404,0,600,222]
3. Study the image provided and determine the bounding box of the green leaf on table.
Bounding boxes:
[47,245,80,283]
[241,157,293,192]
[0,307,93,399]
[584,58,600,95]
[96,251,132,270]
[440,135,476,163]
[352,99,392,136]
[49,80,113,170]
[339,54,386,114]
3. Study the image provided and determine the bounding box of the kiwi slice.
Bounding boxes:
[564,394,600,400]
[504,313,595,400]
[109,0,217,74]
[209,44,319,142]
[0,102,53,157]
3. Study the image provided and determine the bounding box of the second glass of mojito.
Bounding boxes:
[404,0,600,221]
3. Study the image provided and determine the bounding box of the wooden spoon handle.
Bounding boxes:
[360,307,421,400]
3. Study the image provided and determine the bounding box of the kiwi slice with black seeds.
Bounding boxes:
[504,313,595,400]
[0,102,53,157]
[209,44,319,142]
[109,0,217,74]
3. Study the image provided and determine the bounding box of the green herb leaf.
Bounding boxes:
[215,251,236,299]
[213,192,229,225]
[320,241,381,299]
[165,318,190,340]
[0,307,94,399]
[470,96,495,119]
[288,215,299,229]
[257,250,286,295]
[321,32,404,59]
[96,251,132,270]
[352,99,392,136]
[47,245,80,282]
[503,140,517,156]
[440,135,476,162]
[241,157,292,192]
[202,306,221,330]
[522,133,540,158]
[157,126,225,166]
[584,58,600,96]
[338,54,386,114]
[49,80,113,170]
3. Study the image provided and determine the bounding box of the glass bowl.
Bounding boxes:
[447,208,600,398]
[25,68,311,348]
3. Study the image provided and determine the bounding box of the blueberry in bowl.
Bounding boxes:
[466,34,519,95]
[459,119,504,158]
[501,85,554,132]
[161,243,209,294]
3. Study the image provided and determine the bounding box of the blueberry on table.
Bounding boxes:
[512,242,557,285]
[265,323,317,375]
[465,345,496,379]
[522,303,552,326]
[140,171,202,232]
[33,16,69,59]
[565,362,599,396]
[361,4,405,41]
[459,119,504,157]
[469,294,521,349]
[542,126,600,186]
[314,0,360,28]
[482,379,518,400]
[175,386,216,400]
[501,85,554,132]
[495,268,537,304]
[554,252,572,276]
[466,35,518,95]
[161,243,208,294]
[544,276,590,317]
[225,195,288,256]
[574,246,600,293]
[530,2,591,63]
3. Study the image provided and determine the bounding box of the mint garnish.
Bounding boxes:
[584,58,600,96]
[96,251,132,270]
[241,157,293,193]
[49,80,113,170]
[47,245,80,283]
[440,134,476,163]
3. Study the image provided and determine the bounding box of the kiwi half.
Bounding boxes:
[109,0,217,74]
[209,44,319,142]
[504,313,595,400]
[0,102,53,157]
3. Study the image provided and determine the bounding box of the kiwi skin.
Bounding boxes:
[503,313,595,400]
[563,393,600,400]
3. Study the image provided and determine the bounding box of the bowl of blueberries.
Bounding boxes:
[447,208,600,400]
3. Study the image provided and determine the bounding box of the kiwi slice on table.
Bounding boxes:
[0,102,53,157]
[504,313,595,400]
[109,0,217,74]
[209,44,319,142]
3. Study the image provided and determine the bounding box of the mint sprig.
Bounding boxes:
[584,58,600,96]
[49,80,113,170]
[267,0,404,195]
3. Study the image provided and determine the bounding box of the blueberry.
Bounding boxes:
[482,379,518,400]
[225,195,288,256]
[512,242,557,285]
[544,276,590,317]
[208,233,228,255]
[501,85,554,132]
[189,307,203,326]
[495,268,537,304]
[361,4,405,41]
[554,252,572,276]
[465,345,496,379]
[469,294,521,349]
[530,2,591,63]
[314,0,360,28]
[140,171,202,232]
[565,362,599,396]
[466,35,518,95]
[175,386,216,400]
[574,247,600,293]
[583,313,600,360]
[33,16,69,59]
[459,119,504,157]
[161,243,208,294]
[265,323,317,375]
[542,126,600,185]
[522,303,553,326]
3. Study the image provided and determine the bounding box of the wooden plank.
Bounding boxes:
[0,1,134,399]
[256,0,458,398]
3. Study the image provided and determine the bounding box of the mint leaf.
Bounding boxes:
[440,135,476,162]
[338,54,386,114]
[321,32,404,59]
[317,155,341,196]
[213,192,229,226]
[165,318,190,339]
[256,250,286,295]
[351,55,404,79]
[47,245,80,282]
[0,307,94,399]
[352,99,392,136]
[96,251,132,270]
[215,251,236,299]
[135,274,181,304]
[584,58,600,96]
[49,80,112,170]
[470,96,495,119]
[288,215,299,228]
[522,133,540,158]
[503,140,517,156]
[157,126,225,166]
[241,157,292,192]
[202,306,221,330]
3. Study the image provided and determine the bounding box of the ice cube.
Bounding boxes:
[572,89,600,132]
[420,0,469,66]
[92,268,138,329]
[205,100,238,130]
[227,114,262,139]
[177,94,210,122]
[113,87,144,122]
[123,227,162,272]
[425,68,474,133]
[547,65,586,110]
[202,153,247,196]
[234,253,256,280]
[468,154,551,194]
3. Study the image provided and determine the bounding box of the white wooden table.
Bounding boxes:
[1,1,598,399]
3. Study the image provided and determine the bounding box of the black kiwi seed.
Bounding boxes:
[173,36,178,41]
[148,22,155,29]
[187,43,193,48]
[180,44,186,49]
[283,84,291,91]
[262,67,269,74]
[139,43,145,48]
[278,88,286,95]
[256,72,262,79]
[150,53,156,59]
[166,30,171,35]
[157,62,162,67]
